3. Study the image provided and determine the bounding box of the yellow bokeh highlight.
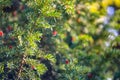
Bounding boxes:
[89,2,100,14]
[102,0,113,8]
[114,0,120,8]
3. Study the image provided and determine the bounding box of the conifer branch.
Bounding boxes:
[17,54,26,79]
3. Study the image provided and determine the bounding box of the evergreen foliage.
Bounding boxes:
[0,0,120,80]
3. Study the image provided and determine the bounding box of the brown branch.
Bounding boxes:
[17,54,26,80]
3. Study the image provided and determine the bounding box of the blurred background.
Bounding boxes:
[0,0,120,80]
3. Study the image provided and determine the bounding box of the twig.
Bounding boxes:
[17,54,26,80]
